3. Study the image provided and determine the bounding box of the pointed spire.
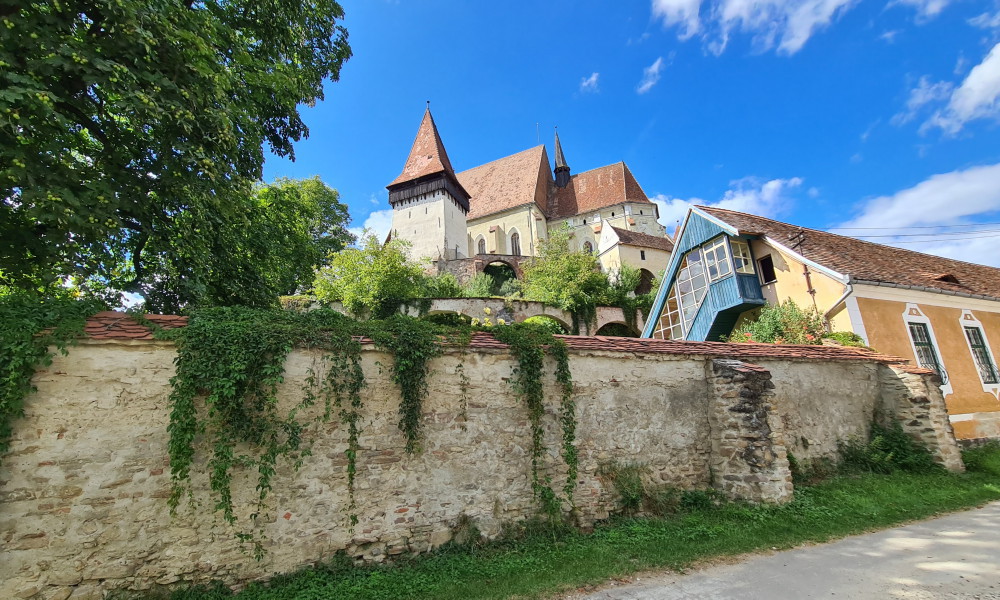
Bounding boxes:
[388,106,459,188]
[387,105,470,212]
[554,127,571,188]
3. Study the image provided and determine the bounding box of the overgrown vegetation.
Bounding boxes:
[0,289,105,457]
[839,421,943,474]
[134,443,1000,600]
[727,299,825,344]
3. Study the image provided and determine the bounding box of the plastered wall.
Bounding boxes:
[0,340,961,599]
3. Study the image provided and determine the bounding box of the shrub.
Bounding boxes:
[421,273,463,298]
[727,299,824,344]
[462,273,496,298]
[839,421,941,474]
[962,442,1000,476]
[822,331,870,348]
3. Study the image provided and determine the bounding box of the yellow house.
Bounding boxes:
[643,206,1000,441]
[387,109,672,282]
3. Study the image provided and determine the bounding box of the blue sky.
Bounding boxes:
[263,0,1000,267]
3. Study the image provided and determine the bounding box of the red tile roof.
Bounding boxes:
[699,206,1000,300]
[83,311,187,340]
[611,226,674,252]
[388,108,459,187]
[80,313,903,364]
[549,163,652,220]
[457,146,551,221]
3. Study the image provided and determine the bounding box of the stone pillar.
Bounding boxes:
[878,364,965,472]
[706,359,794,504]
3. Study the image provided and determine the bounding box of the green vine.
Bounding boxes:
[491,323,578,512]
[159,307,364,557]
[0,290,104,460]
[366,315,444,454]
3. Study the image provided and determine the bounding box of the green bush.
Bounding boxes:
[839,421,941,474]
[462,273,496,298]
[421,273,463,298]
[727,299,824,344]
[962,441,1000,476]
[822,331,870,348]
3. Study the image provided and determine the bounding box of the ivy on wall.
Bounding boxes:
[0,291,104,459]
[4,299,580,556]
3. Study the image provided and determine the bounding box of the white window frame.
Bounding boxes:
[703,236,732,282]
[903,304,953,397]
[731,239,754,275]
[960,310,1000,398]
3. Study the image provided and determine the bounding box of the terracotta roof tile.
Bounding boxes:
[611,226,674,252]
[388,109,459,187]
[458,146,551,221]
[699,206,1000,300]
[79,314,905,366]
[82,311,187,340]
[549,163,652,220]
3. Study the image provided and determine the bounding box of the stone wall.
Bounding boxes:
[0,339,962,599]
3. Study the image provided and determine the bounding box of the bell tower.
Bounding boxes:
[386,105,471,261]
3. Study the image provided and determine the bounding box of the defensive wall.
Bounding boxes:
[0,313,963,599]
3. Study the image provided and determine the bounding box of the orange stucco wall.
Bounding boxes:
[856,296,1000,438]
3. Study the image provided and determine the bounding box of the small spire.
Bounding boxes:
[554,127,571,188]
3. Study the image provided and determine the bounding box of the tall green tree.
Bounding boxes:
[521,227,610,331]
[0,0,351,307]
[313,233,427,319]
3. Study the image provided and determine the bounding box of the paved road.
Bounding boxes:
[565,502,1000,600]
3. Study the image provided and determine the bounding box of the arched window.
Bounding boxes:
[510,232,521,256]
[583,241,593,254]
[477,237,486,255]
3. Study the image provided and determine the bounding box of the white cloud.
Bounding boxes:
[652,0,703,39]
[348,209,393,244]
[637,57,665,94]
[651,0,857,55]
[580,72,600,93]
[837,163,1000,266]
[892,0,952,21]
[969,10,1000,30]
[892,75,953,126]
[924,43,1000,134]
[653,176,803,234]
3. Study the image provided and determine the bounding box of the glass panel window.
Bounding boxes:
[965,326,999,384]
[703,237,732,282]
[510,232,521,256]
[731,240,754,275]
[908,323,948,383]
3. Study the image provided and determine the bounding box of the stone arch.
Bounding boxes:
[582,241,593,255]
[635,268,655,295]
[522,314,570,334]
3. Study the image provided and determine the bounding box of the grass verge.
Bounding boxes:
[146,444,1000,600]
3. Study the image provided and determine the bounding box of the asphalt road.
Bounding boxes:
[565,501,1000,600]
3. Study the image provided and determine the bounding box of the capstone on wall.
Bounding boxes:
[0,340,961,600]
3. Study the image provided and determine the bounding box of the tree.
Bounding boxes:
[313,233,427,319]
[520,227,609,331]
[0,0,352,307]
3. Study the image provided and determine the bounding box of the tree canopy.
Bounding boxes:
[0,0,351,308]
[313,233,427,319]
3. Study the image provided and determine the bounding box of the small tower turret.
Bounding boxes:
[554,128,571,188]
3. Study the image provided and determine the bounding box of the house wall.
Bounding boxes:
[852,285,1000,440]
[0,338,963,599]
[749,240,851,331]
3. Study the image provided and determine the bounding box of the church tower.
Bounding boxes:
[386,106,471,261]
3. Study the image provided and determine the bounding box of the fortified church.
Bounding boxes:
[386,107,674,292]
